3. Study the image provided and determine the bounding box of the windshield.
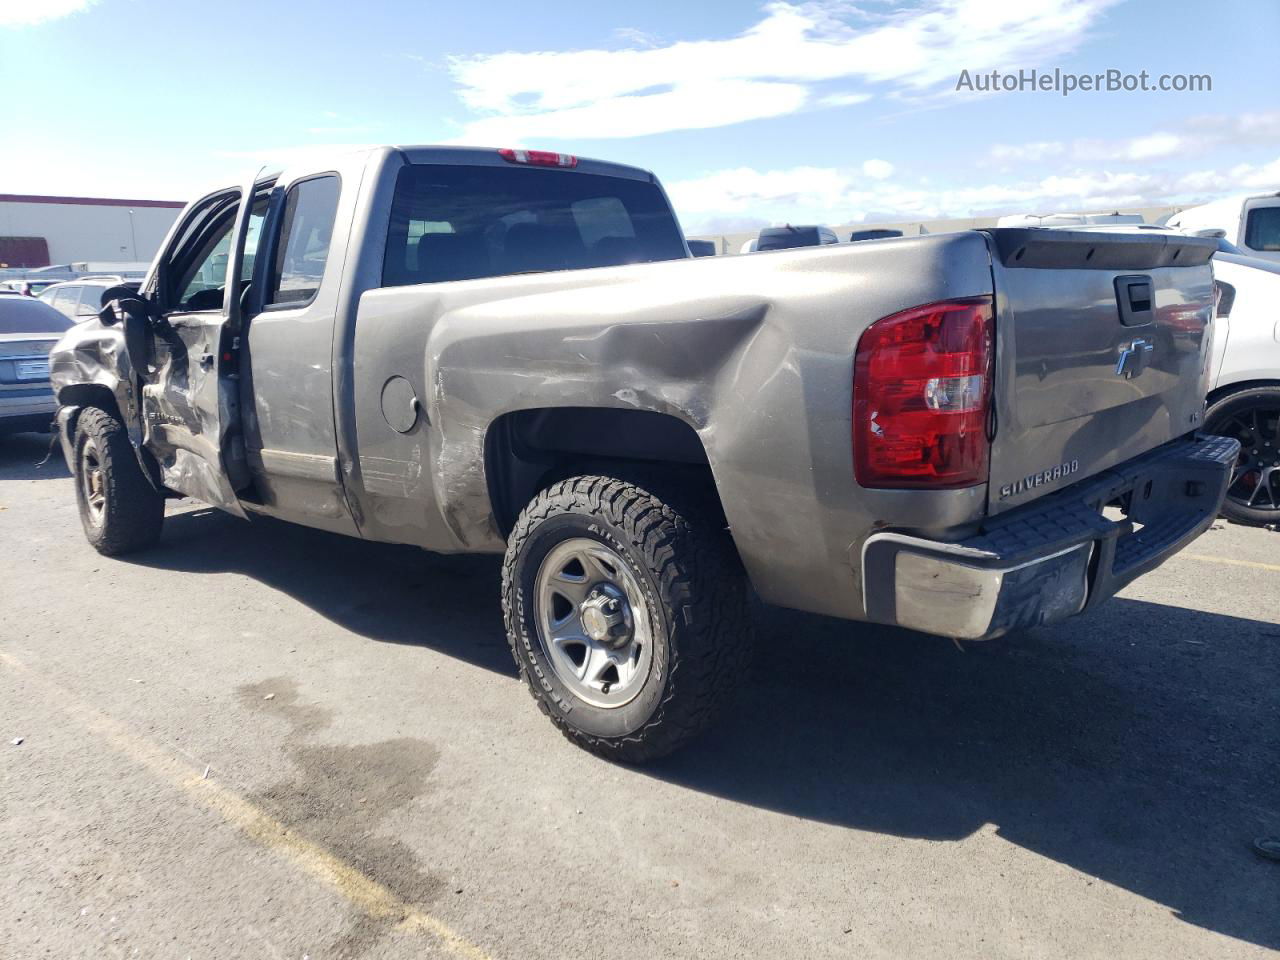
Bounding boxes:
[757,227,825,250]
[0,296,74,334]
[382,164,688,286]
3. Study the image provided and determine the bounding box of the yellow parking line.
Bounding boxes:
[0,651,494,960]
[1178,553,1280,574]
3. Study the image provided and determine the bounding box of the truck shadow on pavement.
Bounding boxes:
[661,600,1280,950]
[131,505,515,673]
[0,430,67,480]
[130,505,1278,950]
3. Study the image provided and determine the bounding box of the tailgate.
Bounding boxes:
[984,229,1218,515]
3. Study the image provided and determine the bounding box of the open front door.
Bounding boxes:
[141,176,265,516]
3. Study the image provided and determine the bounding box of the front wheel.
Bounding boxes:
[73,406,164,555]
[1205,386,1280,526]
[502,475,753,762]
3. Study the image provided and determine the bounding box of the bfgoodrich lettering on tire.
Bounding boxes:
[501,475,753,762]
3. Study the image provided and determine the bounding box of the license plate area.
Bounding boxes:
[15,358,50,381]
[1098,481,1153,537]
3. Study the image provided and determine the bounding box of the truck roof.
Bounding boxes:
[393,145,657,183]
[188,146,659,208]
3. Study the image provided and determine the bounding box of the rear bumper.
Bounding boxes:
[861,433,1239,640]
[0,389,57,434]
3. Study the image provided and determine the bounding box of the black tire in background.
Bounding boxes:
[73,406,164,555]
[1204,385,1280,526]
[502,474,753,763]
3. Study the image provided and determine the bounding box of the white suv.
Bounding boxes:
[38,277,140,322]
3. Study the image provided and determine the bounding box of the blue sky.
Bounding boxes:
[1,0,1276,234]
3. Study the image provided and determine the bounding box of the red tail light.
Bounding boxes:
[853,297,994,488]
[498,148,579,168]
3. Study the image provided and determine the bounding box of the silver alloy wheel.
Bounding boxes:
[534,537,653,708]
[80,439,106,526]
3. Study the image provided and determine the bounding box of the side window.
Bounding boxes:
[571,197,635,247]
[241,203,267,283]
[76,286,103,317]
[268,176,340,306]
[167,191,241,311]
[51,286,81,318]
[176,229,234,309]
[406,218,454,271]
[1244,207,1280,252]
[166,191,269,312]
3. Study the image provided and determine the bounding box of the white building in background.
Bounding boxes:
[0,193,185,269]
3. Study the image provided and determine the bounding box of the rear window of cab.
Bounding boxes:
[382,164,687,287]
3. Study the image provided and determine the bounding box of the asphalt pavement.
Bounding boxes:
[2,430,1277,959]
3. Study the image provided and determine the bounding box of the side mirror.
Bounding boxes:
[97,301,122,325]
[98,286,151,326]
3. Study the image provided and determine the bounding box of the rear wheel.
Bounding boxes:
[73,406,164,555]
[502,475,753,762]
[1205,386,1280,526]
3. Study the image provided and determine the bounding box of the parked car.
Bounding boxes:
[848,228,903,242]
[1166,193,1280,263]
[39,277,141,321]
[1202,251,1280,525]
[1,295,71,434]
[49,145,1234,761]
[756,224,839,251]
[686,239,716,257]
[12,277,67,298]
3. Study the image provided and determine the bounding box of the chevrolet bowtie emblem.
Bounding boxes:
[1115,338,1154,379]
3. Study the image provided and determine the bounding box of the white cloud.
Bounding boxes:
[612,26,662,49]
[447,0,1120,142]
[990,141,1068,164]
[1188,110,1280,146]
[456,80,809,144]
[861,159,894,180]
[669,155,1280,234]
[817,92,873,108]
[1117,132,1186,160]
[667,165,856,217]
[990,112,1280,167]
[0,0,95,27]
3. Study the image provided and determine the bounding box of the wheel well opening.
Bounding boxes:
[55,384,121,438]
[1207,379,1280,407]
[485,407,721,537]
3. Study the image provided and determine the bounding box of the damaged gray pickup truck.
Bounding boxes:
[50,145,1237,761]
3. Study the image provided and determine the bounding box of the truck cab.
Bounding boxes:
[52,147,692,538]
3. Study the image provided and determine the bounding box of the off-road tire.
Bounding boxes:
[1205,386,1280,526]
[502,474,754,763]
[73,406,164,555]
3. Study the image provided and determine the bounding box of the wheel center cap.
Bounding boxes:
[581,606,609,640]
[580,584,631,647]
